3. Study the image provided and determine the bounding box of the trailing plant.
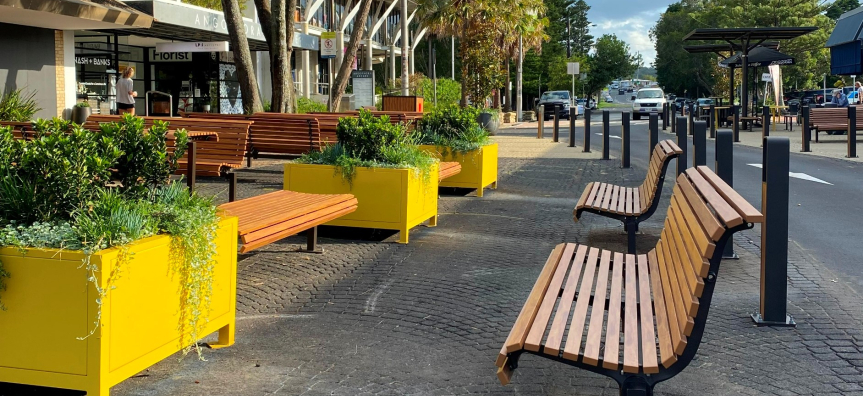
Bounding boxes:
[296,110,436,183]
[75,101,91,108]
[0,88,41,122]
[416,107,491,154]
[297,97,327,113]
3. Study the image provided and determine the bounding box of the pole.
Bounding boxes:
[742,52,749,120]
[583,108,591,153]
[693,120,707,167]
[537,105,545,138]
[670,102,676,135]
[602,110,610,160]
[433,48,437,107]
[849,105,858,158]
[662,103,668,131]
[732,105,740,142]
[553,104,560,143]
[688,103,695,136]
[451,36,455,80]
[715,130,737,259]
[762,105,770,139]
[709,104,716,138]
[400,0,409,96]
[802,105,811,152]
[752,137,795,327]
[621,111,631,168]
[649,113,659,156]
[516,36,523,122]
[569,106,576,147]
[676,116,688,176]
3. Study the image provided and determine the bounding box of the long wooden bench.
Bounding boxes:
[438,161,462,181]
[86,115,252,177]
[574,140,682,253]
[0,121,32,139]
[218,190,358,253]
[497,166,763,395]
[809,107,855,142]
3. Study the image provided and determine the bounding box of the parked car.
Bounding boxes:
[618,88,625,95]
[605,96,614,103]
[535,90,573,120]
[632,88,667,120]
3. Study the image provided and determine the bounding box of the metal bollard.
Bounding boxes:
[676,116,688,176]
[709,104,716,138]
[569,107,577,147]
[693,120,707,166]
[186,141,197,195]
[670,102,677,135]
[733,105,741,142]
[621,111,631,168]
[602,110,610,160]
[553,104,560,143]
[662,103,668,131]
[583,108,591,153]
[849,105,858,158]
[752,137,795,327]
[762,105,771,139]
[715,130,737,259]
[801,105,811,152]
[649,113,659,156]
[537,105,545,139]
[688,104,695,136]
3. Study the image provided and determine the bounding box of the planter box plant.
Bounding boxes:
[0,116,235,396]
[288,110,439,243]
[417,107,499,197]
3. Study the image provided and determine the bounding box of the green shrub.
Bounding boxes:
[416,107,490,153]
[297,97,327,113]
[297,110,436,182]
[0,88,41,122]
[420,78,462,112]
[75,101,90,108]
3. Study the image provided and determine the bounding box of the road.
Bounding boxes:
[524,116,863,294]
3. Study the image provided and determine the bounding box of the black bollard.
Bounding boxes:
[662,103,668,131]
[649,113,659,156]
[715,130,737,259]
[569,107,577,147]
[688,104,695,136]
[709,104,716,138]
[693,120,707,167]
[553,104,560,143]
[762,105,771,139]
[670,102,677,135]
[733,105,741,142]
[186,141,197,194]
[583,108,591,153]
[849,106,858,158]
[602,110,610,160]
[537,105,545,139]
[801,105,811,152]
[621,111,631,168]
[752,137,795,327]
[676,116,688,176]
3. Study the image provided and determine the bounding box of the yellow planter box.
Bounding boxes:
[284,163,439,243]
[419,143,499,197]
[0,217,238,396]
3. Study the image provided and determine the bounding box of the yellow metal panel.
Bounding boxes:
[420,144,499,195]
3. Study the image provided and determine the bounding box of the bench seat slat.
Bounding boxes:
[655,240,688,355]
[524,244,577,352]
[238,205,356,253]
[544,245,589,356]
[623,254,640,373]
[561,247,601,361]
[669,204,711,283]
[601,252,624,369]
[637,254,659,373]
[685,169,743,228]
[695,166,764,223]
[676,180,725,241]
[647,250,677,368]
[671,193,716,260]
[582,250,612,366]
[240,200,359,244]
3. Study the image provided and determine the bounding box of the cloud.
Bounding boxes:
[586,1,676,66]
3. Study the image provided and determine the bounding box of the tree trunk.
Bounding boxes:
[504,57,511,112]
[330,0,374,111]
[253,0,273,44]
[459,34,469,107]
[222,0,263,114]
[271,0,290,112]
[285,0,297,112]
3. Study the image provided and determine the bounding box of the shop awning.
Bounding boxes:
[719,46,795,68]
[0,0,153,29]
[120,0,318,52]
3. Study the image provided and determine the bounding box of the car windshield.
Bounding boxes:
[541,91,570,100]
[637,90,663,99]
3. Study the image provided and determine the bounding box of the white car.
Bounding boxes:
[632,88,667,120]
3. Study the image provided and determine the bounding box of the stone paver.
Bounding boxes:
[3,126,863,396]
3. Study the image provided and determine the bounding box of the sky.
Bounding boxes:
[585,0,677,67]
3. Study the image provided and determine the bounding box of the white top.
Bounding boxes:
[117,77,134,105]
[857,86,863,104]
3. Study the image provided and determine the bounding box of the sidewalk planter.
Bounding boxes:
[284,163,439,243]
[420,143,499,197]
[0,217,238,396]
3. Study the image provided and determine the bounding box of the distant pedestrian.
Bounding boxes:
[856,82,863,105]
[117,67,137,115]
[833,89,849,108]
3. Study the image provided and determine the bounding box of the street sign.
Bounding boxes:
[156,41,228,53]
[351,70,375,109]
[321,32,337,59]
[762,73,772,82]
[567,62,580,75]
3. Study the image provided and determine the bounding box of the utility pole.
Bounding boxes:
[517,35,523,121]
[567,17,571,58]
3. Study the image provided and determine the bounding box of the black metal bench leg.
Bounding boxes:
[620,376,653,396]
[626,221,638,255]
[227,172,237,202]
[296,227,324,254]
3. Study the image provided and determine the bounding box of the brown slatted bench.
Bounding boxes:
[218,190,358,253]
[809,107,854,142]
[439,161,462,181]
[0,121,32,139]
[574,140,683,253]
[496,166,763,395]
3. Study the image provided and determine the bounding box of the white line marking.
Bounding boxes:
[746,164,833,185]
[595,133,621,139]
[364,280,393,313]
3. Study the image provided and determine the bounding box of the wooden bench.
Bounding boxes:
[574,140,683,253]
[218,190,358,253]
[496,166,763,395]
[809,107,854,142]
[0,121,32,139]
[438,161,462,181]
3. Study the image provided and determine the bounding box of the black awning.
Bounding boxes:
[683,42,779,55]
[683,27,818,42]
[719,46,795,68]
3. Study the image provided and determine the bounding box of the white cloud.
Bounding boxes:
[586,1,676,66]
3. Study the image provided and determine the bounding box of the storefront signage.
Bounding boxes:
[76,57,112,67]
[321,32,337,59]
[149,49,193,62]
[351,70,375,109]
[156,41,229,53]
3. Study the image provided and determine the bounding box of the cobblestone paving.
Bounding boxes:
[4,128,863,396]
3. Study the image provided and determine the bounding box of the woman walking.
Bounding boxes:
[117,67,137,115]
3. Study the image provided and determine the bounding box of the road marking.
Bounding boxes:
[595,133,621,139]
[746,164,833,185]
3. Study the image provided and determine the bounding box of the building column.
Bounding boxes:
[389,44,396,88]
[336,31,345,72]
[60,30,76,119]
[365,38,374,71]
[301,22,311,98]
[400,0,409,95]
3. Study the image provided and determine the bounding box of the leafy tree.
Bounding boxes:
[220,0,262,114]
[584,34,638,97]
[330,0,374,110]
[827,0,860,20]
[651,1,715,97]
[569,0,593,56]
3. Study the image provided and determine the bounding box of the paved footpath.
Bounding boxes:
[4,127,863,396]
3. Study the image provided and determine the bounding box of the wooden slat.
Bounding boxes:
[602,252,624,370]
[676,178,725,241]
[664,220,702,314]
[524,244,578,352]
[602,185,616,211]
[544,245,589,356]
[659,231,696,337]
[622,254,639,373]
[633,188,642,215]
[685,169,744,228]
[671,193,716,260]
[616,187,626,215]
[655,240,688,355]
[577,182,595,209]
[238,205,356,253]
[637,254,659,374]
[625,188,633,215]
[669,203,711,283]
[561,247,600,361]
[240,200,358,244]
[590,183,607,209]
[496,359,513,385]
[695,166,764,223]
[648,250,677,368]
[582,250,612,366]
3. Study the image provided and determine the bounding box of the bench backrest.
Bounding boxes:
[0,121,32,139]
[639,140,683,212]
[85,115,252,167]
[651,166,762,368]
[809,108,847,125]
[246,114,324,154]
